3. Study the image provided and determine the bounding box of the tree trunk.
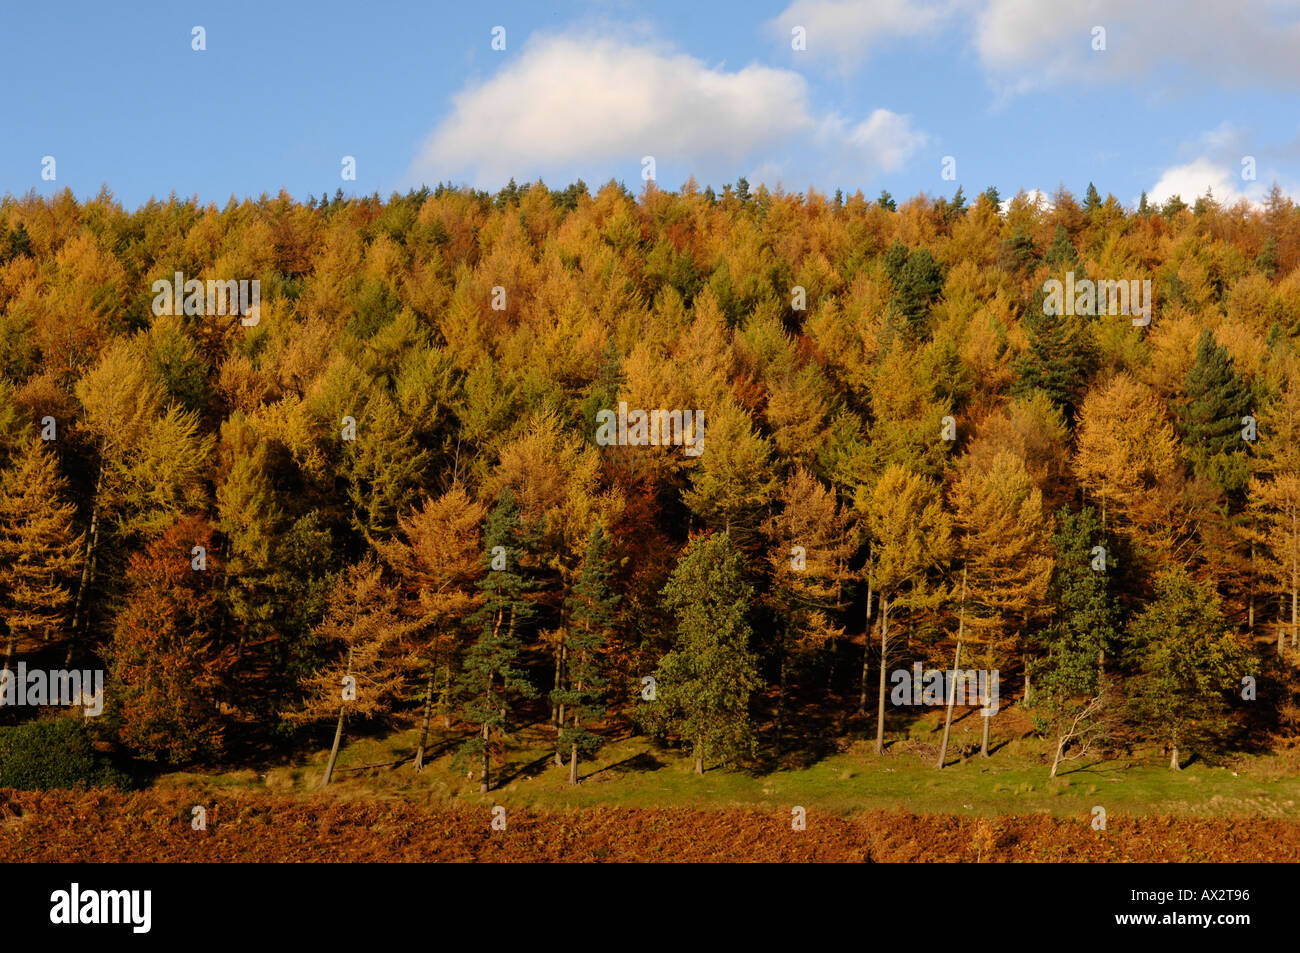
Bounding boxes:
[980,711,990,757]
[775,637,787,754]
[480,720,490,794]
[1169,744,1179,771]
[568,742,578,786]
[937,567,966,769]
[874,596,890,755]
[66,461,104,667]
[321,706,345,787]
[414,666,435,770]
[441,664,452,729]
[1049,735,1065,778]
[693,738,704,775]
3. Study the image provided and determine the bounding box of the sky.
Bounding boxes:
[2,0,1299,210]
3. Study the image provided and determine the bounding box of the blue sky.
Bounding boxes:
[2,0,1299,210]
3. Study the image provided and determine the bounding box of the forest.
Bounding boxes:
[0,177,1298,794]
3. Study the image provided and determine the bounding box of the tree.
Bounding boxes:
[645,532,760,773]
[889,247,944,341]
[1177,329,1253,494]
[1251,473,1300,658]
[858,465,953,753]
[1044,224,1078,269]
[1029,507,1121,777]
[0,439,82,669]
[952,451,1053,755]
[458,490,538,793]
[553,525,618,783]
[1127,569,1257,770]
[108,517,238,763]
[1013,298,1097,419]
[761,467,856,750]
[292,556,409,786]
[377,484,486,768]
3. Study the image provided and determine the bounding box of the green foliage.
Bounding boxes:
[1127,569,1258,765]
[644,532,760,770]
[0,717,131,791]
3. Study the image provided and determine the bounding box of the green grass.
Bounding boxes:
[157,713,1300,819]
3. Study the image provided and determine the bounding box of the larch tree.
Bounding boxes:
[108,516,238,764]
[0,438,83,669]
[952,450,1053,756]
[377,484,486,769]
[292,556,409,787]
[761,467,856,751]
[858,464,954,755]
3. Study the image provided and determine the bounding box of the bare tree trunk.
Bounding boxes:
[980,710,990,757]
[1049,736,1065,778]
[874,596,890,755]
[1169,743,1179,771]
[321,706,345,787]
[66,462,104,667]
[775,637,787,754]
[441,664,452,729]
[568,742,578,785]
[693,738,704,775]
[937,566,966,769]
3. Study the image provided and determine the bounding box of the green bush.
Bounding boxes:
[0,717,131,791]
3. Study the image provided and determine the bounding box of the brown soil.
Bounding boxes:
[0,788,1293,862]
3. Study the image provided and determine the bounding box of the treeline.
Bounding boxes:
[0,178,1298,786]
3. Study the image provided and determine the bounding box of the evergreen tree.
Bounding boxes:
[1178,329,1253,493]
[1083,182,1102,216]
[878,190,896,211]
[1029,506,1121,776]
[458,490,538,793]
[553,525,618,783]
[1256,236,1280,279]
[889,247,943,341]
[998,225,1038,276]
[1044,224,1079,269]
[981,185,1001,209]
[645,532,760,774]
[1013,299,1097,419]
[1137,191,1151,215]
[1127,569,1257,769]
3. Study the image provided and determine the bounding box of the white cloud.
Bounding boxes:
[1148,157,1259,207]
[766,0,958,69]
[973,0,1300,93]
[408,33,927,189]
[767,0,1300,93]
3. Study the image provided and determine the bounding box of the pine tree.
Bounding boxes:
[458,490,538,793]
[645,531,760,774]
[1029,506,1121,776]
[1250,472,1300,658]
[1127,569,1257,769]
[1013,299,1097,419]
[878,190,896,211]
[1178,329,1253,493]
[1083,182,1102,216]
[553,525,619,784]
[1044,224,1078,269]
